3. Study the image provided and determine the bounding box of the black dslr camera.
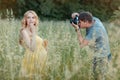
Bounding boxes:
[70,15,79,25]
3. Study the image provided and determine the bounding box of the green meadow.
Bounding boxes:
[0,18,120,80]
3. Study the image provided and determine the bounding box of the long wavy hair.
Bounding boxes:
[19,10,39,45]
[21,10,39,28]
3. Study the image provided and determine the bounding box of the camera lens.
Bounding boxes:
[70,15,79,25]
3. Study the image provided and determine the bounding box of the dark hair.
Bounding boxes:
[78,11,93,23]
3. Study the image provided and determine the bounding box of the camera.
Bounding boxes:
[70,15,79,25]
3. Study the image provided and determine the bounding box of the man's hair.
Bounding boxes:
[78,11,93,23]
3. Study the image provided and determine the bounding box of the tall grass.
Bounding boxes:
[0,18,120,80]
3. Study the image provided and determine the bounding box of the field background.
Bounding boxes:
[0,17,120,80]
[0,0,120,79]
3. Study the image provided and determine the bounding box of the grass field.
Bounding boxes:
[0,18,120,80]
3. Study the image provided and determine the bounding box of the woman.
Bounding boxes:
[19,10,47,79]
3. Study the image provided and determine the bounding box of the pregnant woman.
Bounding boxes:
[19,10,47,79]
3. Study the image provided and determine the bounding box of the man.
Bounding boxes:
[71,11,111,80]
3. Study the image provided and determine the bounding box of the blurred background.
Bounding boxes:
[0,0,120,80]
[0,0,120,21]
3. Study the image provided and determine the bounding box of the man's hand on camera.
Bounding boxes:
[71,22,79,31]
[71,13,79,19]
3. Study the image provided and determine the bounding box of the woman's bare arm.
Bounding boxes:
[21,29,31,49]
[20,26,36,52]
[30,28,36,52]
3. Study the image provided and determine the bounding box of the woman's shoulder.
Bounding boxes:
[20,27,26,32]
[20,28,28,36]
[19,28,25,45]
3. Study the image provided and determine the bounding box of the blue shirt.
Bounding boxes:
[85,17,111,58]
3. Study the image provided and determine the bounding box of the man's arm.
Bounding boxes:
[76,29,89,48]
[71,22,89,48]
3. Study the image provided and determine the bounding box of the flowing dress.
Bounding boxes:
[20,35,47,78]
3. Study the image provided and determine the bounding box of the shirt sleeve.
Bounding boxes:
[85,28,93,40]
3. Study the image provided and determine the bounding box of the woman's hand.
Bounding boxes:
[43,39,48,51]
[29,23,36,33]
[29,23,36,52]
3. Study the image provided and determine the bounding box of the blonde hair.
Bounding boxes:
[21,10,39,28]
[19,10,39,45]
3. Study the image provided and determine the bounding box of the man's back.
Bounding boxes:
[85,17,111,58]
